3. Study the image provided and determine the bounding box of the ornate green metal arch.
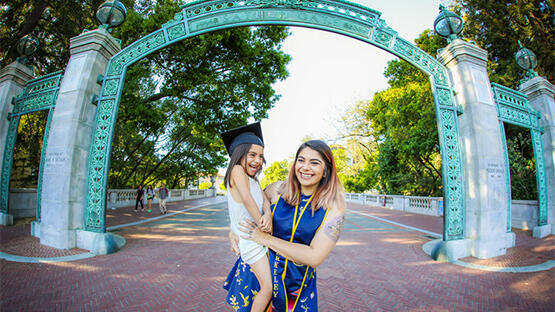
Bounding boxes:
[0,70,63,221]
[85,0,466,240]
[492,83,549,230]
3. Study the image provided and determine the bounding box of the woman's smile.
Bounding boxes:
[295,147,325,193]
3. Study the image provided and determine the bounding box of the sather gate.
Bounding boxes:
[1,0,552,258]
[85,0,465,246]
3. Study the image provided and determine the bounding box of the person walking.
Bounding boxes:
[158,183,169,214]
[135,184,144,213]
[146,185,155,213]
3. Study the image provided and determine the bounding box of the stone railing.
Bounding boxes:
[511,200,539,230]
[106,188,216,209]
[7,188,216,216]
[347,194,541,229]
[346,193,444,217]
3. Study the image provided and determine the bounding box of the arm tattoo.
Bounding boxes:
[324,215,345,242]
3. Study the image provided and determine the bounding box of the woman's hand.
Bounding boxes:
[239,219,269,245]
[228,230,240,256]
[258,214,272,233]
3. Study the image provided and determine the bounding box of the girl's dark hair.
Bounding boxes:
[281,140,343,213]
[224,144,265,188]
[147,185,153,190]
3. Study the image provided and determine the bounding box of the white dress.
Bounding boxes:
[227,177,267,265]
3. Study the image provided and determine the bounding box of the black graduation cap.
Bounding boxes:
[220,122,264,156]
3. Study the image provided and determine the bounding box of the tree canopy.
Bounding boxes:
[458,0,554,88]
[340,30,444,196]
[260,160,290,189]
[1,0,291,189]
[340,0,552,198]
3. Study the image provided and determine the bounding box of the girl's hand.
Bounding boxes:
[239,219,268,245]
[258,214,272,233]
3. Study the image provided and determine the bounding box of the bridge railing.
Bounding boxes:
[106,188,216,209]
[346,193,444,216]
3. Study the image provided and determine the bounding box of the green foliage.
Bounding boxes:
[457,0,554,88]
[10,111,48,188]
[456,0,551,200]
[260,160,290,189]
[0,0,108,74]
[504,124,537,200]
[341,30,443,196]
[199,181,212,190]
[107,2,291,188]
[0,1,290,189]
[220,181,226,191]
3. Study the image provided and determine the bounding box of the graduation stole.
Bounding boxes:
[269,194,326,312]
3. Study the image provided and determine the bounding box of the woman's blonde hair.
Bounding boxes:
[280,140,344,214]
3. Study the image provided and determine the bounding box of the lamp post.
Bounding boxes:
[16,33,39,65]
[515,41,538,83]
[433,5,463,43]
[96,0,127,30]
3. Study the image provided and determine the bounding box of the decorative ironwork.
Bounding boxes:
[0,71,62,215]
[499,121,511,232]
[492,82,549,228]
[85,0,467,241]
[0,116,21,214]
[531,129,548,225]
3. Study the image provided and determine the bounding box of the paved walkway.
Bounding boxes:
[1,198,553,311]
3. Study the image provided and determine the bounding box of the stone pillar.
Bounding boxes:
[437,40,515,259]
[0,61,34,225]
[39,28,121,251]
[519,77,555,236]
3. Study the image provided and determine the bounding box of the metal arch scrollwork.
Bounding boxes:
[0,71,63,216]
[0,116,21,214]
[438,107,465,239]
[85,0,467,241]
[491,82,549,228]
[531,129,548,226]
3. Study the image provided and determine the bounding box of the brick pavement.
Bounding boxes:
[1,199,553,311]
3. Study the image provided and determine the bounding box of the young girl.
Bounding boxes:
[221,122,273,312]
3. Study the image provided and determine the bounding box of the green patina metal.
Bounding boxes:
[492,82,549,227]
[84,0,466,240]
[0,70,63,220]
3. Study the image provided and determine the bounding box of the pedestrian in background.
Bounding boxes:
[146,185,155,213]
[135,184,144,212]
[158,183,169,214]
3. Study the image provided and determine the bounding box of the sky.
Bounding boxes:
[256,0,446,166]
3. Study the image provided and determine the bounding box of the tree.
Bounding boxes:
[1,1,291,189]
[340,30,444,196]
[0,0,106,74]
[10,111,48,188]
[199,180,212,190]
[260,160,290,189]
[504,124,537,200]
[106,2,291,188]
[457,0,554,88]
[456,0,552,200]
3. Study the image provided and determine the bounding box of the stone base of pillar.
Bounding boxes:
[76,230,125,255]
[505,231,516,248]
[40,224,76,249]
[0,212,13,225]
[472,232,515,259]
[533,224,552,238]
[424,238,471,262]
[31,221,40,237]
